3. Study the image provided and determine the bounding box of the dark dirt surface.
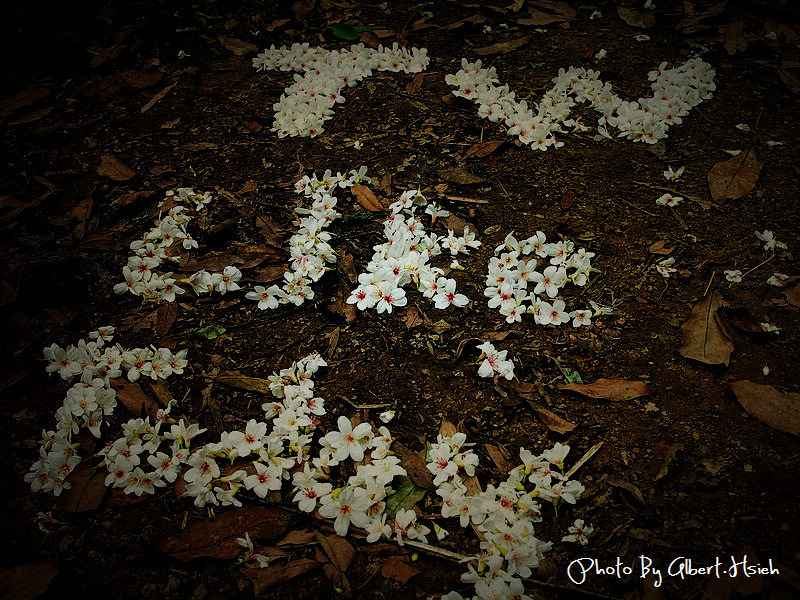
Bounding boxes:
[2,1,800,599]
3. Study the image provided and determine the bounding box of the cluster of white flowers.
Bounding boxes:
[347,189,480,314]
[246,167,370,310]
[446,56,715,148]
[475,341,514,380]
[114,188,243,302]
[253,42,429,138]
[430,437,586,600]
[26,327,187,496]
[485,231,597,326]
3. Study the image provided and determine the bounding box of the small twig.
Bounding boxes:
[337,395,392,410]
[703,271,716,297]
[403,540,471,562]
[620,198,657,217]
[496,179,513,203]
[742,253,775,278]
[565,442,604,479]
[445,195,490,204]
[669,206,688,231]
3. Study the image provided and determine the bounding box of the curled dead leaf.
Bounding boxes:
[729,380,800,435]
[437,167,485,185]
[463,139,504,160]
[111,379,160,418]
[560,378,649,401]
[678,292,734,366]
[59,463,108,512]
[0,563,59,600]
[784,284,800,307]
[218,35,259,56]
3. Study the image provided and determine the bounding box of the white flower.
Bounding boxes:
[562,518,594,545]
[318,487,371,537]
[656,193,682,207]
[766,273,789,287]
[654,257,677,278]
[663,165,685,181]
[725,269,743,283]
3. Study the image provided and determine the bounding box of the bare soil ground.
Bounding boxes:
[1,1,799,599]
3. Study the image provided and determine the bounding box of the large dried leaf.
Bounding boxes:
[218,35,259,56]
[707,149,761,203]
[156,506,291,561]
[111,379,160,418]
[474,36,530,56]
[0,86,50,118]
[351,184,385,211]
[560,378,649,401]
[678,292,734,366]
[381,555,420,584]
[241,558,319,596]
[58,463,107,512]
[529,404,577,433]
[437,167,484,185]
[778,68,800,95]
[617,7,656,29]
[729,380,800,435]
[156,301,179,338]
[784,284,800,307]
[724,18,747,55]
[213,372,272,394]
[315,533,355,595]
[97,154,135,181]
[463,139,504,159]
[393,441,434,490]
[0,563,58,600]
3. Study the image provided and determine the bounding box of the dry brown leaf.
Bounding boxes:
[560,190,575,210]
[437,167,484,185]
[474,36,530,56]
[707,148,761,203]
[617,7,656,29]
[291,0,316,20]
[329,284,357,323]
[404,306,424,329]
[438,213,479,238]
[510,0,525,11]
[97,154,135,181]
[0,86,50,118]
[141,82,177,113]
[648,240,674,255]
[530,404,576,433]
[729,380,800,435]
[678,292,734,366]
[266,18,290,32]
[0,563,59,600]
[218,35,259,56]
[122,70,163,88]
[351,184,385,211]
[784,284,800,307]
[405,72,424,94]
[381,555,420,584]
[7,107,53,125]
[718,307,762,333]
[654,443,684,482]
[58,463,108,512]
[277,530,316,547]
[463,139,504,159]
[111,379,160,418]
[241,558,319,596]
[156,301,179,338]
[676,1,727,28]
[90,44,126,68]
[315,533,355,595]
[338,250,358,284]
[560,378,649,401]
[779,68,800,95]
[608,478,645,505]
[393,441,435,490]
[724,18,748,55]
[156,506,292,562]
[518,1,575,25]
[485,443,516,474]
[213,372,272,394]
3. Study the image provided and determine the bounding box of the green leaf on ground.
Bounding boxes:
[384,477,426,520]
